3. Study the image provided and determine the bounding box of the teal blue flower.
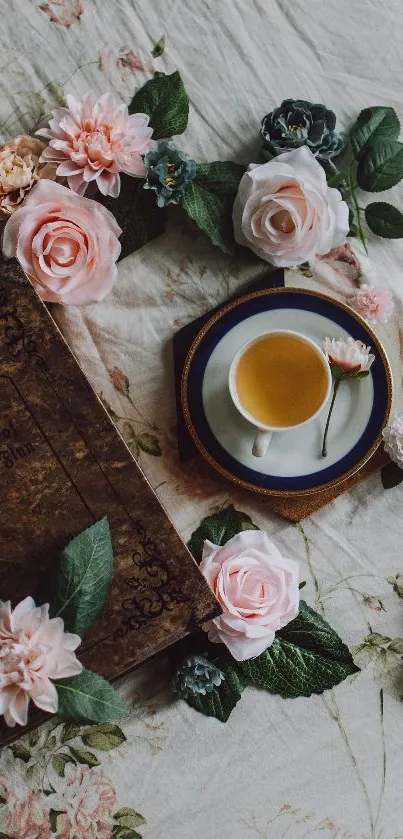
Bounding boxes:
[144,141,196,207]
[261,99,343,161]
[172,654,225,699]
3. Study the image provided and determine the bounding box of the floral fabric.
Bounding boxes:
[0,1,403,837]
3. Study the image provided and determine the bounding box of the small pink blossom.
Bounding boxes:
[110,366,130,397]
[37,92,155,197]
[383,412,403,469]
[99,46,145,76]
[51,767,117,839]
[39,0,84,27]
[349,284,394,325]
[0,596,82,727]
[323,336,374,375]
[316,242,362,282]
[200,530,299,661]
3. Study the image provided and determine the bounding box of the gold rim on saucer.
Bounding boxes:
[181,287,393,497]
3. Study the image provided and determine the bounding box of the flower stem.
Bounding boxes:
[322,378,341,457]
[349,164,368,253]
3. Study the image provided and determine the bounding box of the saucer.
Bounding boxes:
[181,288,392,496]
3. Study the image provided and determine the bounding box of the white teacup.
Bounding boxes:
[228,329,332,458]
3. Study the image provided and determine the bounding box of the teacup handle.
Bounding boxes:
[252,429,273,458]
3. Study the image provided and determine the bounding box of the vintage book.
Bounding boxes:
[0,260,219,745]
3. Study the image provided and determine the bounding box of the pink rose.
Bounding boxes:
[2,180,121,305]
[200,530,299,660]
[233,146,349,267]
[50,767,116,839]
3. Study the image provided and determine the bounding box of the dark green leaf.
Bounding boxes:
[350,106,400,160]
[61,723,82,743]
[181,161,245,254]
[151,35,166,58]
[52,752,75,778]
[365,201,403,238]
[43,787,55,796]
[350,370,370,378]
[357,141,403,192]
[187,661,245,722]
[50,516,113,637]
[299,581,306,590]
[68,746,100,767]
[28,728,41,747]
[49,810,64,833]
[381,460,403,489]
[137,432,162,456]
[98,177,167,261]
[187,504,258,563]
[114,808,146,829]
[82,723,126,751]
[56,668,127,723]
[326,170,346,189]
[129,71,189,138]
[239,601,358,698]
[10,742,31,763]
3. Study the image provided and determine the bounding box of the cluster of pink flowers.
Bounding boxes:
[0,90,155,305]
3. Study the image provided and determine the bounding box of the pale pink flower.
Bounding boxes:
[315,242,362,283]
[52,767,116,839]
[233,147,349,267]
[39,0,84,27]
[383,412,403,469]
[0,778,51,839]
[2,180,122,305]
[99,46,145,76]
[200,530,299,661]
[37,92,155,197]
[323,336,374,375]
[0,596,82,727]
[0,135,57,219]
[349,283,394,325]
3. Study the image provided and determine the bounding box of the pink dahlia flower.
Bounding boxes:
[349,284,394,325]
[37,92,155,197]
[0,597,82,727]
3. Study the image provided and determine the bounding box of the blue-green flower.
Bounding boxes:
[144,140,196,207]
[261,99,343,161]
[172,654,225,699]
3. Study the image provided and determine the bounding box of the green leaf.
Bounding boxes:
[365,201,403,238]
[52,752,75,778]
[129,71,189,138]
[28,728,41,747]
[49,810,64,833]
[114,808,146,829]
[357,141,403,192]
[187,661,245,722]
[56,668,127,723]
[239,601,359,698]
[98,177,167,261]
[137,432,162,456]
[381,460,403,489]
[350,106,400,160]
[82,722,126,751]
[112,827,143,839]
[61,723,82,743]
[187,504,258,563]
[68,746,100,767]
[151,35,166,58]
[50,516,113,637]
[10,742,31,763]
[181,161,245,254]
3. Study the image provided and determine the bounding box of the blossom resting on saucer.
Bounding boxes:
[323,336,375,377]
[382,412,403,470]
[37,92,155,197]
[0,597,82,727]
[349,284,394,325]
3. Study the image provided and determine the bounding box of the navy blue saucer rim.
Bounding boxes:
[184,289,391,492]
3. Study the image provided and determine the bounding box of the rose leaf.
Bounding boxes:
[357,141,403,192]
[239,601,359,698]
[181,162,245,255]
[187,504,259,563]
[129,70,188,138]
[97,176,167,262]
[350,106,400,160]
[186,661,246,722]
[55,668,127,723]
[365,202,403,238]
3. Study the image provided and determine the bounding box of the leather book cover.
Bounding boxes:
[0,261,219,745]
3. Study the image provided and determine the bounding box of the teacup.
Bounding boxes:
[228,329,332,457]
